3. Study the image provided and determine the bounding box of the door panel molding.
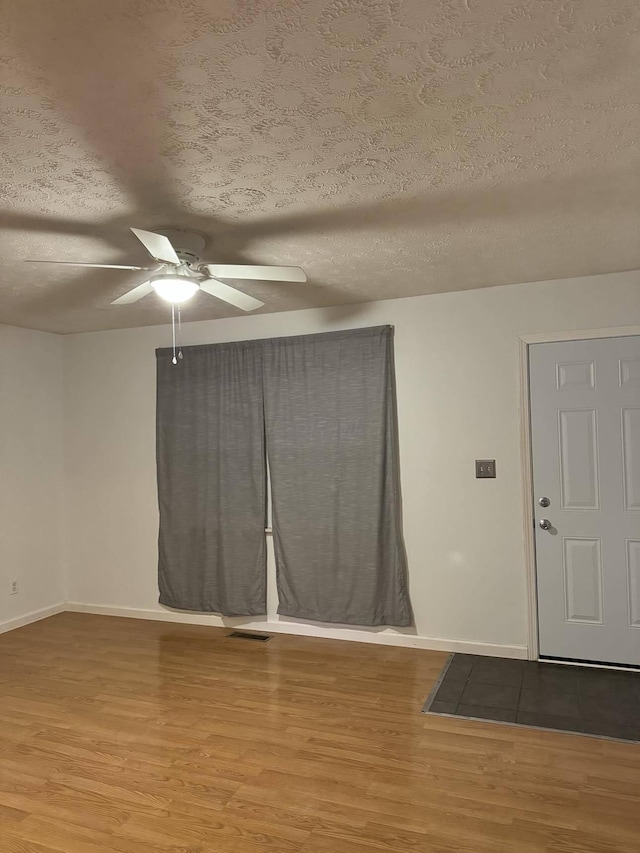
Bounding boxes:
[627,539,640,628]
[619,358,640,388]
[556,361,596,391]
[621,407,640,511]
[562,537,604,624]
[558,408,600,510]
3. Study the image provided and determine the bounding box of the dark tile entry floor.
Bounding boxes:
[423,654,640,742]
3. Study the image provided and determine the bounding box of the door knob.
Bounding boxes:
[539,518,552,530]
[538,496,550,507]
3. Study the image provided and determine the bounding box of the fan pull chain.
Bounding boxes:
[171,302,177,365]
[178,304,183,360]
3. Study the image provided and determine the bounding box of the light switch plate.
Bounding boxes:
[476,459,496,478]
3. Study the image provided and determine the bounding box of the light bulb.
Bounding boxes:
[151,275,199,304]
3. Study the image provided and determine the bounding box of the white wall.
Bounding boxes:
[62,270,640,655]
[0,324,65,630]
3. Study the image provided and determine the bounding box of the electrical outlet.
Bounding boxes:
[9,579,18,595]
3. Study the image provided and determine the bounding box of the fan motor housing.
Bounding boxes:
[155,228,207,266]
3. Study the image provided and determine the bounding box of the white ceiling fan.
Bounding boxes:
[26,227,307,311]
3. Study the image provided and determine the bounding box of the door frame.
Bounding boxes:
[519,324,640,661]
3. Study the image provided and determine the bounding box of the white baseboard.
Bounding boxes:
[0,602,66,636]
[65,602,528,659]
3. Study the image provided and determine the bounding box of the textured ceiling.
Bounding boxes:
[1,0,639,334]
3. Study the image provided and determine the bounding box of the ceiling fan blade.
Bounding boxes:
[111,281,154,306]
[199,279,265,312]
[204,264,307,282]
[24,260,154,270]
[131,228,180,265]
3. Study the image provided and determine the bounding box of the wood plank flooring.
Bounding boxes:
[0,613,638,852]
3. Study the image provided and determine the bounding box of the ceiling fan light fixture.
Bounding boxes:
[150,274,199,304]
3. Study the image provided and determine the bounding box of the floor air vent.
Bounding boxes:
[227,631,272,642]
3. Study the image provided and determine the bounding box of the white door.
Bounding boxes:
[530,336,640,667]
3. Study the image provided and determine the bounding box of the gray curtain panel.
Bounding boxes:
[262,326,411,626]
[156,341,267,616]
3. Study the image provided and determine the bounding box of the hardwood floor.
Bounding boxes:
[0,613,638,852]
